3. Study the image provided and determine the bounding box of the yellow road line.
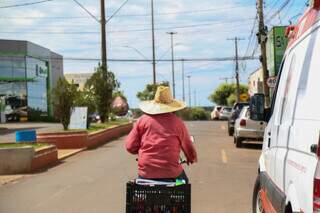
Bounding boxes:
[221,149,228,164]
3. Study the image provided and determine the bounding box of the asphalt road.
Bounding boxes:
[0,121,262,213]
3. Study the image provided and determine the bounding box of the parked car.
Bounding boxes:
[251,4,320,213]
[211,106,222,120]
[227,102,249,136]
[219,107,232,120]
[233,106,266,148]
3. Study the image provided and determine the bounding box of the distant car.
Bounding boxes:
[89,113,101,123]
[233,106,266,148]
[211,106,222,120]
[219,107,232,120]
[227,102,249,136]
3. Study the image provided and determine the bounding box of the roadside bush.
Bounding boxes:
[176,107,210,121]
[51,77,78,130]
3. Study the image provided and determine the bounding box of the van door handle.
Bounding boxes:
[267,132,271,147]
[311,144,318,154]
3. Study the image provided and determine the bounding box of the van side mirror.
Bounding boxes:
[250,94,265,121]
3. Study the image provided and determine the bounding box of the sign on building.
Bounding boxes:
[267,26,289,77]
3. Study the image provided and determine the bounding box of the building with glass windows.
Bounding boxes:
[0,39,63,121]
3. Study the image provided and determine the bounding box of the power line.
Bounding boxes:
[266,0,292,23]
[0,56,259,62]
[0,18,255,35]
[106,0,130,23]
[0,4,254,19]
[0,0,54,9]
[71,0,100,23]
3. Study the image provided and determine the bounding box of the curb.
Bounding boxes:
[58,148,87,161]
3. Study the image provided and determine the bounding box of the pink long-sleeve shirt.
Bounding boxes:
[125,113,197,179]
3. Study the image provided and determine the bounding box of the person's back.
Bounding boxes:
[126,113,196,179]
[125,86,197,181]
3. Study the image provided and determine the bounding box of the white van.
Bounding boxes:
[251,2,320,213]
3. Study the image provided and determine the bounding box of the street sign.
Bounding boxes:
[267,77,277,88]
[240,94,249,102]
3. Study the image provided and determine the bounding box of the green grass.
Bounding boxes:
[87,119,130,133]
[0,143,48,149]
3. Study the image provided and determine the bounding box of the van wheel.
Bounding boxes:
[252,175,264,213]
[228,128,233,136]
[235,137,243,148]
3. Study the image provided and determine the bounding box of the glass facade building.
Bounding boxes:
[0,40,63,121]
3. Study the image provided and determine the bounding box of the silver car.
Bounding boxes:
[219,107,232,120]
[234,106,266,148]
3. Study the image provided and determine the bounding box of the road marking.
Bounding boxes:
[221,149,228,164]
[221,125,226,130]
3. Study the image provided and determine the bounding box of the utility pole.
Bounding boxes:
[187,75,191,107]
[182,59,185,102]
[228,37,244,102]
[194,89,197,107]
[100,0,107,70]
[167,32,177,98]
[257,0,270,106]
[151,0,157,84]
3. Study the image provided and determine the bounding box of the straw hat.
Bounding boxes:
[139,86,186,115]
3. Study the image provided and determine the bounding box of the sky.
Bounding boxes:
[0,0,309,107]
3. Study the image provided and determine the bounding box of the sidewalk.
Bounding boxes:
[58,148,86,161]
[0,148,86,186]
[0,175,27,186]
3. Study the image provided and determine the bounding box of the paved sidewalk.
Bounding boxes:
[0,175,28,186]
[58,149,86,161]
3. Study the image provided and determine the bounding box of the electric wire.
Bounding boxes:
[106,0,130,23]
[0,4,254,19]
[71,0,100,23]
[0,18,255,35]
[0,0,55,9]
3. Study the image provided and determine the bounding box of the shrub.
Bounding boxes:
[176,107,209,121]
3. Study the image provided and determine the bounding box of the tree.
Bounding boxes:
[51,77,78,130]
[75,88,96,116]
[85,65,119,122]
[208,83,248,106]
[137,82,169,101]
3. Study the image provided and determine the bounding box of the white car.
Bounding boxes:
[210,106,222,120]
[251,3,320,213]
[233,106,266,148]
[219,107,232,120]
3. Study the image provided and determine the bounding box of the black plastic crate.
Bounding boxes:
[126,181,191,213]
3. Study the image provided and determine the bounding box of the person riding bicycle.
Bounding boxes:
[125,86,198,183]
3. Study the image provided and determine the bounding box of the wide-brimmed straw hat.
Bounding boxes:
[139,86,186,115]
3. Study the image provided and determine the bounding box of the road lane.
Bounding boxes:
[0,121,261,213]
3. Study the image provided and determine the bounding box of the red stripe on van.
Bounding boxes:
[287,8,320,48]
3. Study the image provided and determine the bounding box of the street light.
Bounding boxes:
[187,75,191,107]
[167,32,177,98]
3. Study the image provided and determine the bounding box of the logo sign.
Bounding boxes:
[240,94,249,102]
[267,77,277,88]
[36,65,48,78]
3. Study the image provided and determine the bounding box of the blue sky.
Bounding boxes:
[0,0,308,107]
